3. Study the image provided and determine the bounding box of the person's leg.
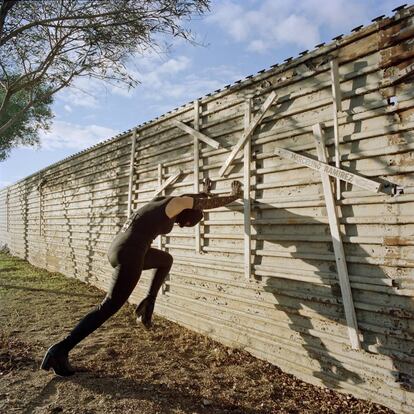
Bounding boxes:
[135,248,173,328]
[58,262,143,351]
[41,245,146,375]
[143,248,173,298]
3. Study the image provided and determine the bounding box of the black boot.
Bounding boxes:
[40,344,75,377]
[135,297,155,329]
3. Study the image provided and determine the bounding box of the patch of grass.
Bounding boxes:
[0,252,104,355]
[0,252,95,293]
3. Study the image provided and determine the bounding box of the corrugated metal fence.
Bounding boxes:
[1,6,414,413]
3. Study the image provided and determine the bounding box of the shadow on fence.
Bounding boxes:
[250,200,413,391]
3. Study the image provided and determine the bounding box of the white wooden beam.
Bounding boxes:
[153,170,182,197]
[330,59,342,200]
[219,91,278,177]
[274,147,381,193]
[330,59,342,111]
[313,123,361,350]
[38,178,42,236]
[127,129,137,218]
[194,100,201,254]
[172,119,220,149]
[243,98,252,280]
[6,189,9,233]
[157,164,163,250]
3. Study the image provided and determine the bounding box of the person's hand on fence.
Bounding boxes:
[230,180,243,197]
[202,177,213,193]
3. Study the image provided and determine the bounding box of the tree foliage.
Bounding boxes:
[0,0,209,160]
[0,83,53,160]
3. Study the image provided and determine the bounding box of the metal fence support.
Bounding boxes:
[243,98,252,280]
[127,129,137,218]
[194,100,201,253]
[330,58,343,200]
[313,123,361,350]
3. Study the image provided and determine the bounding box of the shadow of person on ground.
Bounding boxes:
[0,283,101,298]
[22,374,272,414]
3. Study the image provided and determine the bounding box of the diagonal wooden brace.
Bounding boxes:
[219,91,278,177]
[274,147,381,193]
[172,120,220,149]
[153,170,182,197]
[313,123,361,350]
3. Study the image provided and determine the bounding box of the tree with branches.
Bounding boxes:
[0,0,209,160]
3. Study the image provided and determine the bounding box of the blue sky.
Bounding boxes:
[0,0,404,188]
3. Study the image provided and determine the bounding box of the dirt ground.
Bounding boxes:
[0,252,395,414]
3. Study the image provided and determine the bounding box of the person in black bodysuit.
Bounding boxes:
[41,179,243,376]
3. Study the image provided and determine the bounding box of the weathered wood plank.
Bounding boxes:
[194,100,201,253]
[172,119,221,149]
[153,170,181,197]
[244,98,252,280]
[219,91,278,176]
[127,129,137,217]
[274,147,381,193]
[313,123,361,350]
[330,58,342,199]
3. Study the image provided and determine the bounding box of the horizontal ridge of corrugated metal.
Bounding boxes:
[1,5,414,413]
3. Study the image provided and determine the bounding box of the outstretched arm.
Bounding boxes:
[193,181,242,210]
[181,192,209,199]
[165,181,243,218]
[181,179,216,200]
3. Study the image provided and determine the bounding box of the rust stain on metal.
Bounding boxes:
[338,32,378,62]
[383,246,400,260]
[379,16,414,70]
[380,42,414,69]
[387,133,407,146]
[383,236,414,246]
[399,108,414,122]
[379,19,414,49]
[397,152,414,166]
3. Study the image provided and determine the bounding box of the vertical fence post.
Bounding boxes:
[330,58,343,200]
[194,100,201,253]
[158,163,163,250]
[6,189,9,234]
[127,129,137,218]
[313,123,361,350]
[38,176,43,236]
[243,98,252,280]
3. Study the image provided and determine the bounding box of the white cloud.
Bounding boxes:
[272,14,320,49]
[158,56,192,74]
[56,55,194,106]
[301,0,367,29]
[143,64,241,103]
[247,39,268,53]
[39,121,119,151]
[207,0,373,53]
[116,53,242,106]
[57,76,102,109]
